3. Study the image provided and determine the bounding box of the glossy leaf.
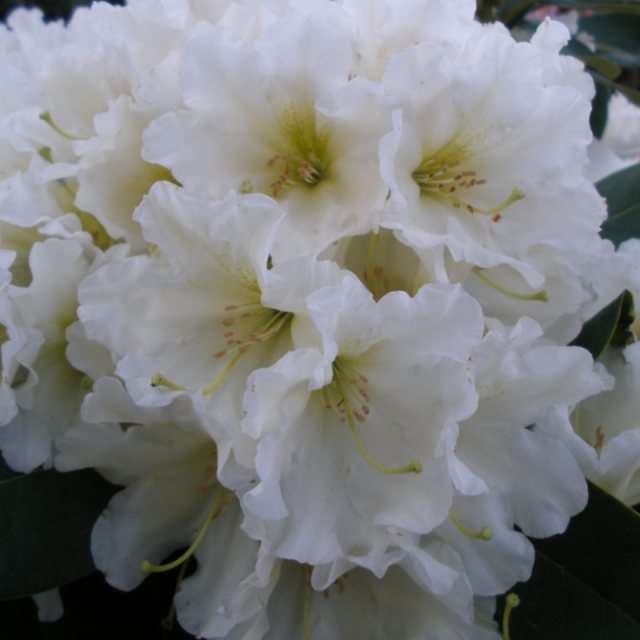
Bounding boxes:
[0,468,118,601]
[589,81,611,139]
[597,163,640,247]
[563,38,622,80]
[552,0,640,11]
[500,0,640,25]
[499,0,540,25]
[593,72,640,107]
[570,291,634,359]
[580,14,640,67]
[497,482,640,638]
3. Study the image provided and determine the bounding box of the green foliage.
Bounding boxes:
[580,14,640,67]
[0,466,117,600]
[500,0,640,25]
[589,81,611,138]
[570,291,634,358]
[598,163,640,247]
[497,482,640,639]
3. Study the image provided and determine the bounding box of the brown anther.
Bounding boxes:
[466,205,475,214]
[223,331,234,338]
[224,305,238,311]
[222,318,235,326]
[213,350,227,358]
[492,214,502,223]
[354,412,366,422]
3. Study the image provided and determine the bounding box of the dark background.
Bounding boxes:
[1,0,122,21]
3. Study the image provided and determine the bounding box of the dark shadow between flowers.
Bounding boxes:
[0,0,123,22]
[0,554,197,640]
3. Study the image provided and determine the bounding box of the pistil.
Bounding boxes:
[323,358,422,475]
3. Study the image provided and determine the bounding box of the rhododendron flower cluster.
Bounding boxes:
[1,0,637,638]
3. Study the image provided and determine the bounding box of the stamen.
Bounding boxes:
[140,488,231,575]
[502,593,520,640]
[265,104,330,198]
[412,150,524,220]
[39,111,80,141]
[471,267,549,302]
[449,510,493,541]
[267,153,324,197]
[328,360,422,476]
[152,304,290,397]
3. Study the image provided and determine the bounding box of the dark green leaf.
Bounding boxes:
[570,291,633,358]
[497,482,640,638]
[500,0,640,25]
[563,38,622,79]
[0,468,118,600]
[583,54,623,80]
[580,15,640,67]
[542,0,640,13]
[498,0,538,25]
[589,81,611,139]
[592,72,640,106]
[597,162,640,246]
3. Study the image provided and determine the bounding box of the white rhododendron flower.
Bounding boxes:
[240,280,483,564]
[379,21,605,333]
[0,0,629,638]
[603,92,640,161]
[438,317,605,595]
[143,14,390,258]
[572,342,640,506]
[0,236,114,471]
